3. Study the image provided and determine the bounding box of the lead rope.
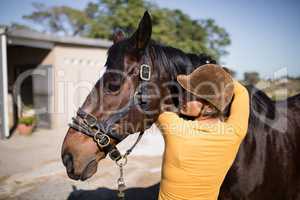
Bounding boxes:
[117,161,126,199]
[115,131,144,200]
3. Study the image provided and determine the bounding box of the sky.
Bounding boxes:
[0,0,300,79]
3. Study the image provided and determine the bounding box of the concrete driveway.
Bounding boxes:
[0,126,164,200]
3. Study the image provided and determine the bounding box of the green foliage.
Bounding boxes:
[23,0,231,60]
[23,2,91,36]
[19,116,36,126]
[10,23,34,31]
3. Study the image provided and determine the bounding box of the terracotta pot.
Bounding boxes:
[17,124,33,136]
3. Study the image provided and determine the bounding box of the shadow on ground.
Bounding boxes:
[67,183,160,200]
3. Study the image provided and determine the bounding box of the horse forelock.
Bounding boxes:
[106,41,128,71]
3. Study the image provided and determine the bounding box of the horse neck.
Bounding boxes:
[148,44,198,111]
[149,44,196,80]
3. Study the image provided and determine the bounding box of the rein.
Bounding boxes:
[69,56,152,199]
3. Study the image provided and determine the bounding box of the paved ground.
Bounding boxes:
[0,126,164,200]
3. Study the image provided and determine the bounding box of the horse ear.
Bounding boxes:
[113,29,126,43]
[130,11,152,50]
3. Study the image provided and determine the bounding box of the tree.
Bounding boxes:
[23,3,92,36]
[9,23,35,31]
[1,22,36,32]
[244,72,260,85]
[23,0,231,60]
[201,19,231,59]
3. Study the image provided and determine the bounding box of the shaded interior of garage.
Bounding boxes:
[7,45,51,133]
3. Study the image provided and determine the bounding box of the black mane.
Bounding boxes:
[149,41,216,80]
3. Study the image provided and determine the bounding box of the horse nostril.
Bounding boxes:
[62,153,74,173]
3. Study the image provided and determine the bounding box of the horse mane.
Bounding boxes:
[247,85,276,120]
[149,41,216,80]
[148,41,217,107]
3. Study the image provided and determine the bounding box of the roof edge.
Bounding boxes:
[6,27,112,48]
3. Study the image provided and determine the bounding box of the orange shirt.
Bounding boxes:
[157,81,250,200]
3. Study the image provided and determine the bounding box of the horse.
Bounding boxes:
[61,11,300,199]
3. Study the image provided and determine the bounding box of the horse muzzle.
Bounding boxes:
[62,152,98,181]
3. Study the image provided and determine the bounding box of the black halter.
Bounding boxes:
[69,62,152,161]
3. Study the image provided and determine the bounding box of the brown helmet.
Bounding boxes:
[177,64,234,112]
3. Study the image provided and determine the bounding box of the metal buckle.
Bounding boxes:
[140,64,151,81]
[84,114,97,127]
[109,148,122,161]
[94,132,111,148]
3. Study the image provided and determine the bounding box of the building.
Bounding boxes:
[0,27,111,139]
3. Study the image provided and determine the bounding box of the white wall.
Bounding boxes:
[51,45,108,129]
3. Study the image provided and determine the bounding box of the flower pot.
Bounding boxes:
[17,124,34,136]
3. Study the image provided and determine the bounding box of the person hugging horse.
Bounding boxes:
[157,64,250,200]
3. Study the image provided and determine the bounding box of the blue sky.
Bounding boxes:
[1,0,300,79]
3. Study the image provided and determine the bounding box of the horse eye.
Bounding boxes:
[105,82,121,93]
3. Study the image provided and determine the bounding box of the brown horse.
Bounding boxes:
[62,11,300,199]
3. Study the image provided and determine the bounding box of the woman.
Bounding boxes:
[157,64,250,200]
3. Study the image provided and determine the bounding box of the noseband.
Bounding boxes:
[69,63,152,161]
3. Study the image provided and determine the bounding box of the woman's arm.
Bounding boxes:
[226,81,250,137]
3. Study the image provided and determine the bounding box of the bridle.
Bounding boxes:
[68,54,153,199]
[69,63,152,161]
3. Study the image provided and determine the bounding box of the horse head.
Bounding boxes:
[61,11,169,180]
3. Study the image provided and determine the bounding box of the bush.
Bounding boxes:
[19,116,36,126]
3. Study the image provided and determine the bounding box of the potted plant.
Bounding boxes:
[17,115,37,136]
[18,106,37,136]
